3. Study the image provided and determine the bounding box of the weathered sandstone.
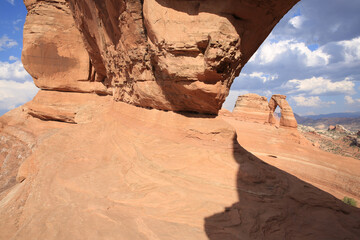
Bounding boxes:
[1,0,360,239]
[22,0,108,94]
[1,101,360,239]
[268,94,298,128]
[232,93,298,128]
[22,0,300,114]
[233,93,270,123]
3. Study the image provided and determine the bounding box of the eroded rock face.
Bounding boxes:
[269,94,298,128]
[232,93,298,128]
[233,93,270,123]
[22,0,108,94]
[22,0,299,114]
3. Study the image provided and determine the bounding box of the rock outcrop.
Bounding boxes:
[22,0,299,114]
[22,0,109,94]
[268,94,298,128]
[2,0,360,239]
[232,93,298,128]
[233,93,270,123]
[1,101,360,240]
[328,124,347,133]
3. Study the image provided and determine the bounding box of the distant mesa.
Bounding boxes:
[232,93,298,128]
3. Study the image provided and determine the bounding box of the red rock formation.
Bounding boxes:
[232,93,298,128]
[22,0,300,114]
[1,100,360,239]
[328,124,347,133]
[2,0,360,239]
[22,0,109,94]
[233,93,270,123]
[268,94,298,128]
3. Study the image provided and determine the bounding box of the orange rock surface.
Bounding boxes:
[232,93,271,124]
[268,94,298,128]
[1,0,360,239]
[1,93,360,239]
[232,93,298,128]
[22,0,300,114]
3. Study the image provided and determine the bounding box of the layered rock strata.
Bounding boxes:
[268,94,298,128]
[22,0,300,114]
[232,93,271,123]
[22,0,109,94]
[232,93,298,128]
[2,0,360,239]
[1,101,360,239]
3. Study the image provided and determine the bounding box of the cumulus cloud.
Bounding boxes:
[0,80,38,110]
[291,95,336,107]
[252,39,330,67]
[227,0,360,115]
[0,35,18,50]
[0,60,30,80]
[272,0,360,45]
[283,77,355,95]
[338,37,360,63]
[344,95,360,104]
[288,15,305,29]
[0,60,36,113]
[241,72,278,83]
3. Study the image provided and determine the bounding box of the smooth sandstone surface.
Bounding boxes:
[1,97,360,239]
[22,0,102,93]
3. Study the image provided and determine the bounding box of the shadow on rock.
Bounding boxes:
[204,134,360,240]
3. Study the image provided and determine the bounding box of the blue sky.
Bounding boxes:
[0,0,37,116]
[0,0,359,116]
[223,0,360,115]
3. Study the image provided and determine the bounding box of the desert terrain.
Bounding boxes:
[1,0,360,239]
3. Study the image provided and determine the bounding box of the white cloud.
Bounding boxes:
[248,72,278,83]
[255,40,289,64]
[291,95,335,107]
[0,60,30,80]
[0,35,17,50]
[283,77,355,95]
[338,37,360,63]
[0,80,38,110]
[344,95,360,104]
[8,56,18,61]
[6,0,15,5]
[253,39,330,67]
[231,0,360,115]
[289,16,305,29]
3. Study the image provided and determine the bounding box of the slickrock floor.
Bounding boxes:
[1,94,359,239]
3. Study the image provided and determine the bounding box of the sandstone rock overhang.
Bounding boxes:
[22,0,300,115]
